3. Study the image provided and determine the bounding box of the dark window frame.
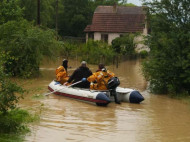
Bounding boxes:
[101,34,108,43]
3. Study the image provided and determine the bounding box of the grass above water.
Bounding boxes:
[0,108,39,141]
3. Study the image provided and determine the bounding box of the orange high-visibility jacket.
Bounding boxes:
[87,70,115,90]
[55,66,69,84]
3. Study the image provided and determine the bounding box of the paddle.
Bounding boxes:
[44,78,86,96]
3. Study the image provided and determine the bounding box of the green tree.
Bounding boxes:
[0,0,23,24]
[18,0,55,27]
[78,39,115,64]
[112,33,137,55]
[0,53,36,134]
[122,3,136,6]
[0,53,24,114]
[60,0,93,36]
[0,20,62,78]
[142,0,190,94]
[94,0,120,5]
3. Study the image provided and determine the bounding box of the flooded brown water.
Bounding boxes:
[19,59,190,142]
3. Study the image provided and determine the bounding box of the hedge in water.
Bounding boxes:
[142,0,190,95]
[60,39,115,65]
[0,19,62,78]
[0,53,24,114]
[78,39,115,65]
[111,33,137,55]
[0,54,37,133]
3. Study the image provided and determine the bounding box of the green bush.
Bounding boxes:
[60,41,78,59]
[139,50,148,58]
[0,0,23,24]
[0,53,38,134]
[111,33,137,55]
[142,0,190,95]
[78,39,115,64]
[0,109,35,133]
[0,54,24,114]
[59,39,116,65]
[0,20,63,78]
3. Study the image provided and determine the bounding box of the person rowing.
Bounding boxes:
[64,61,92,88]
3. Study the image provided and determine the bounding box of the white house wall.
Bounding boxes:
[108,33,120,45]
[86,33,88,41]
[92,32,120,45]
[134,35,150,52]
[94,32,101,41]
[86,29,149,53]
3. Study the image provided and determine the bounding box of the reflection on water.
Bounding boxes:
[19,58,190,142]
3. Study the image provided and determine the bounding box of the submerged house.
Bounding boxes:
[84,5,149,52]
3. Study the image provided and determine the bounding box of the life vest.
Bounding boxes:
[55,66,69,84]
[87,70,115,90]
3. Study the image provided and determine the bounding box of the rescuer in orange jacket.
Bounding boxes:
[55,59,69,84]
[87,65,115,90]
[87,63,121,104]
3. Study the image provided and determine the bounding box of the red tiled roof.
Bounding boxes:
[84,6,146,33]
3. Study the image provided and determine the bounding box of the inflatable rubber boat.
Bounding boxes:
[48,80,144,106]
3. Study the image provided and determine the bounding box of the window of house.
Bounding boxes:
[101,34,108,42]
[88,33,94,39]
[120,34,123,37]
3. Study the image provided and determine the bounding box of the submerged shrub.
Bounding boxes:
[142,0,190,95]
[0,20,63,78]
[0,109,36,133]
[78,39,115,64]
[111,33,137,55]
[0,54,38,133]
[0,53,25,114]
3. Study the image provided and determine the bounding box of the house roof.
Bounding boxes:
[84,6,146,33]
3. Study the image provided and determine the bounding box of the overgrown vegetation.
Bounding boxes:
[79,40,115,64]
[0,54,24,114]
[142,0,190,95]
[0,109,35,133]
[0,0,141,78]
[0,20,62,78]
[139,50,148,58]
[0,1,63,78]
[111,33,137,56]
[0,54,36,134]
[0,0,130,37]
[60,39,115,65]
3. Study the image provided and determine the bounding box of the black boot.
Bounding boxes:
[111,89,121,104]
[114,94,121,104]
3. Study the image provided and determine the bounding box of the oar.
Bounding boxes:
[44,79,85,96]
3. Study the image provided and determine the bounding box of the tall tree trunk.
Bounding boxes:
[37,0,40,25]
[116,55,119,68]
[55,0,58,33]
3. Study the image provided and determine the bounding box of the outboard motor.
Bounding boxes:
[107,77,120,90]
[107,77,121,104]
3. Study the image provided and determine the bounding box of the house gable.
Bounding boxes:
[84,5,149,51]
[84,6,146,33]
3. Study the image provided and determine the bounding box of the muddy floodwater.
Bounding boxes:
[19,59,190,142]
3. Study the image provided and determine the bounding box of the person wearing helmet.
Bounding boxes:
[55,59,69,84]
[96,63,105,72]
[87,63,121,104]
[87,65,115,90]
